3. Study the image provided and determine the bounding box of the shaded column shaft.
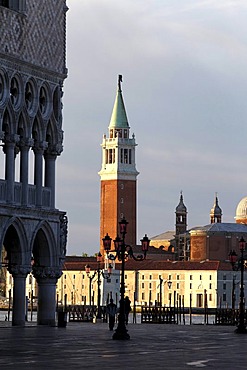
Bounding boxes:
[20,145,30,206]
[5,141,16,203]
[37,278,57,326]
[44,154,56,208]
[12,275,27,326]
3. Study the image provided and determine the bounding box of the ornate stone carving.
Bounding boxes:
[32,265,62,279]
[18,137,34,149]
[59,214,68,260]
[8,264,31,277]
[32,140,48,154]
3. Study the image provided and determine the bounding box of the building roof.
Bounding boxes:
[151,231,175,241]
[122,259,232,271]
[190,223,247,234]
[63,256,232,272]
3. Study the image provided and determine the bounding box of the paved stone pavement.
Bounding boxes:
[0,321,247,369]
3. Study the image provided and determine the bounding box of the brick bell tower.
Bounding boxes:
[99,76,139,253]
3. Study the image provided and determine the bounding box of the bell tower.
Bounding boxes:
[210,193,222,223]
[175,191,188,260]
[99,76,139,253]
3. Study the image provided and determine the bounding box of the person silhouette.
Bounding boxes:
[106,299,117,331]
[124,296,131,325]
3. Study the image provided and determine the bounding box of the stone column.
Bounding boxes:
[44,145,60,209]
[9,265,30,326]
[33,266,62,326]
[33,141,47,207]
[19,138,33,206]
[3,134,19,203]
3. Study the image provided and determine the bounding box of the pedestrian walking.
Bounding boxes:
[124,296,131,325]
[106,299,117,331]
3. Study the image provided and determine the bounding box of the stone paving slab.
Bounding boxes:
[0,322,247,369]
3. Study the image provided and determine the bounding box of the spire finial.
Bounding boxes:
[118,75,123,91]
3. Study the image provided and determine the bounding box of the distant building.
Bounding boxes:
[99,76,139,253]
[55,257,245,310]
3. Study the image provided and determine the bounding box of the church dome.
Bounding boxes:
[235,197,247,222]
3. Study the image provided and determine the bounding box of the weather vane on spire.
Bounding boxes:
[118,75,123,91]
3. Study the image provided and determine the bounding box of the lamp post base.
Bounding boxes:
[112,327,130,340]
[235,325,247,334]
[112,319,130,340]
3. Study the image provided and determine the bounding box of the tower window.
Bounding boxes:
[124,149,128,163]
[129,149,132,164]
[115,129,122,138]
[109,149,115,163]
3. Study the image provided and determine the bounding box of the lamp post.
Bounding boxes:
[158,277,172,307]
[85,252,112,320]
[102,217,150,340]
[158,277,172,323]
[229,237,247,334]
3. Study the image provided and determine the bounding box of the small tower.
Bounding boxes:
[175,191,187,235]
[210,193,222,223]
[175,191,187,260]
[99,76,139,253]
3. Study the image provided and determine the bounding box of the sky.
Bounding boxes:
[57,0,247,256]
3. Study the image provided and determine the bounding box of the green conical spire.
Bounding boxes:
[109,75,129,129]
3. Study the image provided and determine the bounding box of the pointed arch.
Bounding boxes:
[32,113,44,143]
[31,220,57,267]
[0,217,29,266]
[2,107,15,135]
[46,119,58,146]
[17,111,31,140]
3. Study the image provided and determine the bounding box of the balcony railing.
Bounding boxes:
[0,179,51,208]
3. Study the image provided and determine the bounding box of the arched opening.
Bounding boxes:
[32,228,51,268]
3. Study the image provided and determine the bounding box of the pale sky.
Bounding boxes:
[57,0,247,256]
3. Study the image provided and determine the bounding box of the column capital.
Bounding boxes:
[19,137,34,149]
[33,140,48,154]
[8,264,31,278]
[45,143,63,157]
[32,265,62,280]
[4,133,19,145]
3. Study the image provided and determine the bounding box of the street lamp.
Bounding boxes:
[158,276,172,307]
[85,252,113,320]
[229,237,247,334]
[102,217,150,340]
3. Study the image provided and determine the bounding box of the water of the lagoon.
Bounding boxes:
[0,311,215,325]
